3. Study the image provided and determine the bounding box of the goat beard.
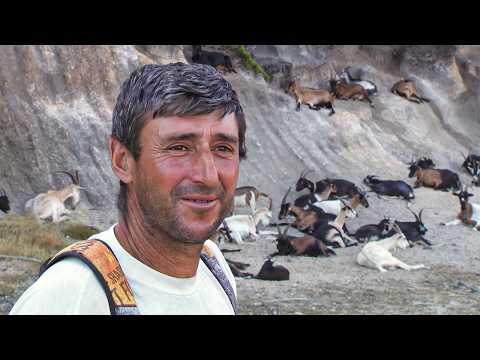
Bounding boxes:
[135,177,233,245]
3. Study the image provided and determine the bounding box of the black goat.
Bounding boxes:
[386,206,431,247]
[255,259,290,281]
[363,175,415,201]
[354,217,395,243]
[316,178,360,198]
[191,45,237,74]
[0,188,10,214]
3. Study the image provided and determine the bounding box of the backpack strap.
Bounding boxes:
[40,239,237,315]
[39,239,139,315]
[200,242,238,314]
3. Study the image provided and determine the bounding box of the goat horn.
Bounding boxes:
[406,205,420,222]
[281,187,292,205]
[459,151,468,160]
[75,170,80,185]
[419,208,424,222]
[54,170,77,185]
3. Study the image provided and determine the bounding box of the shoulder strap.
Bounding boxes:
[40,239,237,315]
[200,243,238,314]
[39,239,139,315]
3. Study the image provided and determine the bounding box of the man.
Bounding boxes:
[10,62,246,315]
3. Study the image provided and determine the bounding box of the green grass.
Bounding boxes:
[0,214,98,262]
[226,45,272,82]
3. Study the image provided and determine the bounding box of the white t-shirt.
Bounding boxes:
[9,224,236,315]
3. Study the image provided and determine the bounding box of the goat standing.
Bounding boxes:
[286,80,336,116]
[191,45,237,74]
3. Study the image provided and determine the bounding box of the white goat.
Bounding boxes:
[311,199,357,218]
[220,207,272,244]
[25,170,83,223]
[356,223,425,272]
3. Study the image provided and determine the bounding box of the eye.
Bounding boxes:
[168,145,189,152]
[213,145,234,153]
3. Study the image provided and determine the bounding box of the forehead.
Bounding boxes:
[143,111,239,141]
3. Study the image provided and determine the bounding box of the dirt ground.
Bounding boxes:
[224,186,480,315]
[1,186,480,315]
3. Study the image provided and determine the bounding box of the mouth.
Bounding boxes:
[179,195,219,210]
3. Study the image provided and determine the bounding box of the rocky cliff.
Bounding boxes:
[1,45,479,227]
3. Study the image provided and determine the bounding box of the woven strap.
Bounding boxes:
[39,239,139,315]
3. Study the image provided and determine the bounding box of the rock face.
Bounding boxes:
[1,45,479,227]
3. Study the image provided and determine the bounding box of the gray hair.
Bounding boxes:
[111,62,247,217]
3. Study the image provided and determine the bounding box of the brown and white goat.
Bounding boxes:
[271,223,335,257]
[441,185,480,230]
[25,170,84,222]
[234,186,272,214]
[286,80,336,116]
[329,79,374,107]
[391,78,430,104]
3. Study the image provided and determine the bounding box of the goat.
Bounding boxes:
[234,186,272,214]
[310,190,369,217]
[460,151,480,176]
[408,161,461,191]
[294,169,337,208]
[391,78,430,103]
[24,170,84,222]
[278,186,353,237]
[354,217,395,243]
[271,223,336,257]
[339,66,378,96]
[441,184,480,230]
[255,259,290,281]
[329,79,374,107]
[0,188,10,214]
[191,45,236,73]
[221,207,272,244]
[310,200,359,248]
[415,156,436,169]
[363,175,415,201]
[386,206,432,246]
[286,80,336,116]
[356,223,425,272]
[316,178,360,199]
[225,258,254,278]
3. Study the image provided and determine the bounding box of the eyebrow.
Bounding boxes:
[162,132,239,144]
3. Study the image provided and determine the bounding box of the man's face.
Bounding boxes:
[131,111,240,244]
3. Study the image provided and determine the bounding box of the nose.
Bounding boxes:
[190,149,220,187]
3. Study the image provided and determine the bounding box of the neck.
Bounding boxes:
[378,234,402,251]
[114,198,203,278]
[51,186,74,202]
[333,208,347,228]
[351,196,360,209]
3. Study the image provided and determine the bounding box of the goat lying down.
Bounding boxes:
[219,207,272,244]
[356,223,426,272]
[25,170,84,222]
[441,185,480,230]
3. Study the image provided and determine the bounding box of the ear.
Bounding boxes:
[109,136,135,185]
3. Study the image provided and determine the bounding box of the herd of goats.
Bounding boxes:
[0,46,480,282]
